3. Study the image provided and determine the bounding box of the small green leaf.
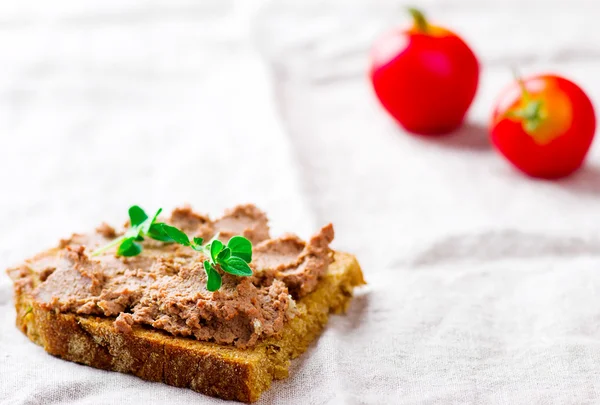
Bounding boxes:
[190,237,204,252]
[204,260,222,291]
[117,237,143,257]
[161,224,190,246]
[117,237,134,251]
[122,243,142,256]
[227,236,252,263]
[210,240,224,263]
[148,223,174,242]
[221,257,253,277]
[142,208,163,234]
[128,206,148,227]
[217,247,231,263]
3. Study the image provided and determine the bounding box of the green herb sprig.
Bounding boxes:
[91,205,164,257]
[92,205,253,291]
[157,224,253,291]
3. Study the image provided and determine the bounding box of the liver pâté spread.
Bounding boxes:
[8,205,334,348]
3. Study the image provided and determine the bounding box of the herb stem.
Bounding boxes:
[92,235,126,256]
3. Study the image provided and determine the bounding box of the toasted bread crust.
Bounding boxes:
[13,252,365,403]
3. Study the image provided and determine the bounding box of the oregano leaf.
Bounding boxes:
[227,236,252,263]
[147,223,174,242]
[204,260,222,292]
[161,224,190,246]
[117,237,142,257]
[210,240,224,264]
[216,247,231,263]
[221,257,253,277]
[128,206,148,227]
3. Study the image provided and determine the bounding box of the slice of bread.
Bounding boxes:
[12,251,365,403]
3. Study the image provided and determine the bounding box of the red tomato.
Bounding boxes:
[369,8,479,135]
[490,74,596,179]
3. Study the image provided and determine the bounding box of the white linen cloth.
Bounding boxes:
[2,1,600,404]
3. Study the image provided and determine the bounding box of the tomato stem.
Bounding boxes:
[512,67,531,101]
[407,7,428,33]
[507,69,545,133]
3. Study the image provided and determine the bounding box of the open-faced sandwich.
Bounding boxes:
[7,204,365,402]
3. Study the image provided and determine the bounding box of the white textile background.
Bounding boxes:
[2,1,600,404]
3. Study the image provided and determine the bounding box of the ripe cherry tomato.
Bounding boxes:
[369,8,479,135]
[490,74,596,179]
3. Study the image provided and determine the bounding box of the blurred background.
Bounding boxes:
[1,0,600,270]
[3,1,600,403]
